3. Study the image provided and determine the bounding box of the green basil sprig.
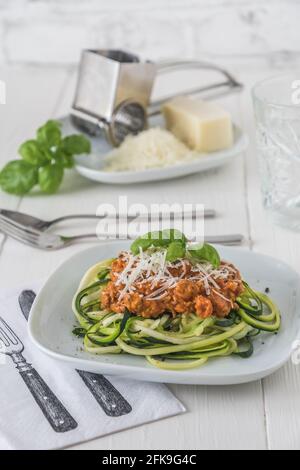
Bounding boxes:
[0,120,91,195]
[131,230,221,267]
[188,243,221,268]
[131,229,187,262]
[165,241,186,262]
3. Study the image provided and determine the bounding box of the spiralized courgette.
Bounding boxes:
[72,258,281,371]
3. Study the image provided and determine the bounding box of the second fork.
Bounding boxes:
[0,214,244,250]
[0,317,78,432]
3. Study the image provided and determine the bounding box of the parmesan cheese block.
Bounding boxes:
[162,96,233,152]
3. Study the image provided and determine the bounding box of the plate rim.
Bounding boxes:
[73,125,248,184]
[28,242,300,385]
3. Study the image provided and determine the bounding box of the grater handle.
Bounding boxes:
[148,60,242,116]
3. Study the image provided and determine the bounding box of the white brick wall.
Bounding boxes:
[0,0,300,66]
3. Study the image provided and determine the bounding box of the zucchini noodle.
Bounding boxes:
[72,257,281,371]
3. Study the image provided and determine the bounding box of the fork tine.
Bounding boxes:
[0,224,40,248]
[0,328,9,347]
[2,235,38,249]
[0,218,62,250]
[0,215,54,241]
[0,214,42,236]
[0,228,38,246]
[0,217,49,248]
[0,218,40,241]
[0,229,57,250]
[0,224,59,250]
[0,317,21,346]
[0,220,43,244]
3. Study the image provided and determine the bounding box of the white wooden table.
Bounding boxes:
[1,64,300,450]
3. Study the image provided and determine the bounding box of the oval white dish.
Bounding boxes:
[61,115,248,185]
[28,242,300,385]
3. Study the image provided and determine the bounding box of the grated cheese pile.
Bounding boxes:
[103,128,199,172]
[115,249,238,304]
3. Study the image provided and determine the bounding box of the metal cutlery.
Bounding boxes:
[75,370,132,416]
[0,208,216,231]
[0,214,244,249]
[0,316,78,433]
[0,214,96,249]
[19,290,132,418]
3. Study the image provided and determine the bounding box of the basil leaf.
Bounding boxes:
[18,140,49,166]
[161,229,187,245]
[37,120,62,148]
[0,118,92,196]
[0,160,38,195]
[53,149,74,169]
[61,134,91,155]
[188,243,221,268]
[166,241,186,262]
[131,231,165,254]
[61,154,74,169]
[130,238,152,255]
[38,163,64,194]
[131,229,188,255]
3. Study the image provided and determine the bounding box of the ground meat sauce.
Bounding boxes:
[101,251,244,319]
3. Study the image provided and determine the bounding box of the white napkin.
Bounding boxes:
[0,283,185,450]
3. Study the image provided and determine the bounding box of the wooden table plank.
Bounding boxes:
[0,66,70,252]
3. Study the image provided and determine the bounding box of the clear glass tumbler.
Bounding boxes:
[252,74,300,230]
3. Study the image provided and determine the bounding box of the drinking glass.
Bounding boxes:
[252,74,300,230]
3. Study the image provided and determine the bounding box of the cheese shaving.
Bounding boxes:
[103,128,199,172]
[114,250,236,302]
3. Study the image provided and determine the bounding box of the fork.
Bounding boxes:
[19,290,132,417]
[0,215,244,250]
[0,316,78,432]
[0,214,96,249]
[0,208,216,231]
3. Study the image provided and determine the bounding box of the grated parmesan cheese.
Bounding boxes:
[114,250,239,302]
[103,127,199,172]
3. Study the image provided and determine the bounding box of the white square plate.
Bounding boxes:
[29,242,300,385]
